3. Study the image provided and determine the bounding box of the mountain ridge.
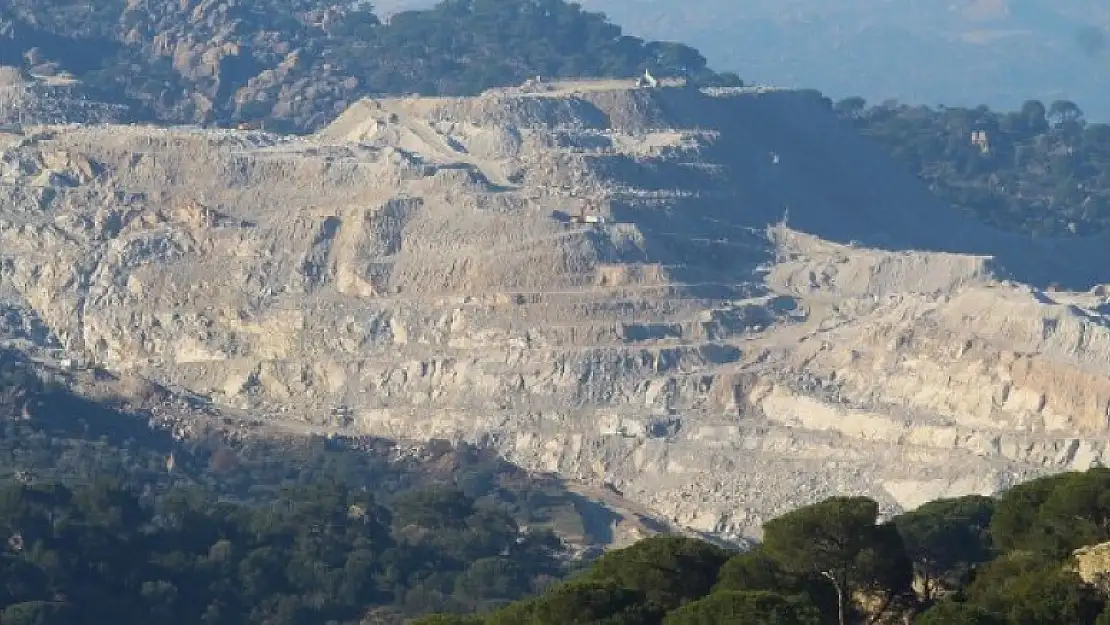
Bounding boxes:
[0,0,736,132]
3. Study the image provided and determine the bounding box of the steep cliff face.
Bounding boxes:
[4,80,1110,541]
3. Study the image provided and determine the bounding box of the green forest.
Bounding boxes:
[833,97,1110,238]
[0,476,565,625]
[419,470,1110,625]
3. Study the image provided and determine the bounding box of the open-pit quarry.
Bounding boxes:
[4,77,1110,541]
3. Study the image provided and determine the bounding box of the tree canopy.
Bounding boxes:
[837,97,1110,237]
[762,497,912,624]
[0,476,569,624]
[892,495,996,599]
[661,591,822,625]
[422,468,1110,624]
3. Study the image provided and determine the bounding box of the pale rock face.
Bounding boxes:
[1075,542,1110,592]
[4,79,1110,541]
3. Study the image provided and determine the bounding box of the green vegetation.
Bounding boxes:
[336,0,738,95]
[418,468,1110,624]
[0,352,593,623]
[0,475,568,625]
[2,0,739,130]
[834,97,1110,237]
[891,495,995,600]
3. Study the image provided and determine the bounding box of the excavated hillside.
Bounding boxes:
[4,79,1110,541]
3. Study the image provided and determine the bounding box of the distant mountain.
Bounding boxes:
[569,0,1110,118]
[377,0,1110,118]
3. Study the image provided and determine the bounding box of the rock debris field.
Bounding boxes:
[4,76,1110,541]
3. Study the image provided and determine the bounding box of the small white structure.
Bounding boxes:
[636,69,659,88]
[971,130,990,154]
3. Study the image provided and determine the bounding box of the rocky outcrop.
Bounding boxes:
[1,1,362,130]
[5,81,1110,541]
[1075,542,1110,592]
[0,66,130,125]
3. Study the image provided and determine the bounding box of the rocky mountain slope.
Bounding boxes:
[0,66,130,126]
[0,0,730,132]
[4,79,1110,542]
